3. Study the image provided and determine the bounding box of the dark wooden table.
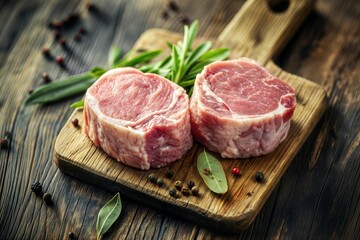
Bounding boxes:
[1,0,359,239]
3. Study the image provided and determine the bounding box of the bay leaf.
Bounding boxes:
[197,150,228,194]
[96,192,122,239]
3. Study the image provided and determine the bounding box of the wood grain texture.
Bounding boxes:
[54,0,326,232]
[0,0,359,239]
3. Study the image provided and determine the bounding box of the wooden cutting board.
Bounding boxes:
[54,0,326,232]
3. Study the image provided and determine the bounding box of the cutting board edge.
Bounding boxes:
[54,150,257,232]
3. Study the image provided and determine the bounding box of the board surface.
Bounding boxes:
[54,28,327,232]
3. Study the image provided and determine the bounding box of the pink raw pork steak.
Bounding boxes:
[83,68,193,170]
[190,58,296,158]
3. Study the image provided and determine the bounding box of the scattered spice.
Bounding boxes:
[28,88,34,94]
[59,38,67,47]
[231,167,240,176]
[255,172,264,183]
[191,186,199,196]
[246,192,253,197]
[156,178,164,187]
[161,10,169,20]
[0,138,8,149]
[168,1,179,12]
[53,20,63,29]
[179,14,190,25]
[42,47,50,56]
[71,118,79,127]
[68,231,75,239]
[48,22,55,29]
[165,170,174,179]
[203,168,211,175]
[79,27,86,34]
[42,72,51,83]
[53,30,61,40]
[187,180,195,190]
[56,56,65,66]
[181,187,190,196]
[86,2,96,11]
[43,192,52,204]
[174,180,182,190]
[74,33,81,42]
[31,182,43,195]
[169,188,177,198]
[148,173,157,183]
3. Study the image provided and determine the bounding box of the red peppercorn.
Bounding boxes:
[53,20,62,29]
[79,27,86,34]
[56,56,64,65]
[231,167,240,176]
[71,118,79,127]
[42,47,50,56]
[0,138,8,149]
[59,38,67,47]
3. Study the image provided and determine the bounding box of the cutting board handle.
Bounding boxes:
[218,0,314,64]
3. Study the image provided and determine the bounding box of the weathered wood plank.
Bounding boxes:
[0,0,359,239]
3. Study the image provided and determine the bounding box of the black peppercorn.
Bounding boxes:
[156,178,164,187]
[148,173,157,183]
[174,180,182,190]
[79,27,86,34]
[187,180,195,190]
[0,138,8,149]
[191,186,199,196]
[74,33,81,42]
[68,231,75,239]
[161,10,169,20]
[59,38,67,47]
[42,72,51,83]
[42,47,50,56]
[28,88,34,94]
[179,14,190,25]
[181,187,190,196]
[31,182,42,195]
[255,172,264,183]
[169,188,177,198]
[168,1,179,12]
[53,30,61,40]
[165,170,174,179]
[43,192,52,204]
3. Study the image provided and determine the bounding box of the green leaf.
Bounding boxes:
[70,100,84,109]
[97,193,122,239]
[108,46,122,67]
[115,50,162,68]
[197,150,228,194]
[25,73,96,105]
[199,48,230,62]
[185,41,212,66]
[90,67,107,78]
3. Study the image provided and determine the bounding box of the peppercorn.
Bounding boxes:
[69,12,80,22]
[156,178,164,187]
[74,33,81,42]
[0,138,8,149]
[53,30,61,40]
[53,20,62,29]
[179,14,190,25]
[42,47,50,56]
[168,1,179,12]
[148,173,157,183]
[56,56,65,66]
[31,182,42,195]
[59,38,67,47]
[43,192,52,204]
[255,172,264,183]
[71,118,79,127]
[161,10,169,20]
[48,22,55,29]
[232,167,240,176]
[165,170,174,179]
[187,180,195,190]
[86,2,96,11]
[68,231,75,239]
[174,180,182,190]
[191,186,199,196]
[28,88,34,94]
[169,188,177,198]
[42,72,51,83]
[79,27,86,34]
[181,187,190,196]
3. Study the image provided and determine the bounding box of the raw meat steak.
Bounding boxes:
[190,58,296,158]
[83,68,193,170]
